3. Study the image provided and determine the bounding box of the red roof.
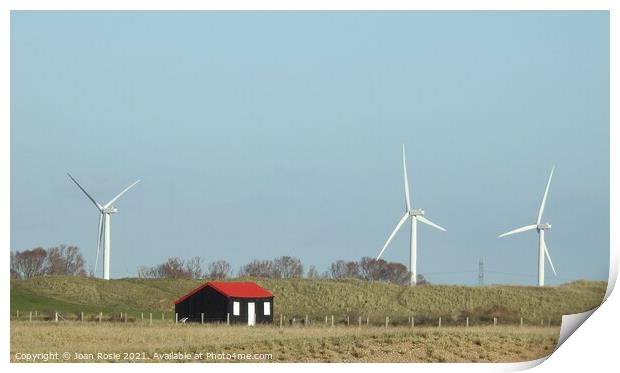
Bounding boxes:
[174,281,273,304]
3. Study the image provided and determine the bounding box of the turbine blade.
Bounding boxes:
[95,213,103,276]
[67,173,102,210]
[416,215,447,232]
[498,224,537,238]
[537,166,555,224]
[104,180,140,208]
[402,145,411,211]
[376,212,409,260]
[543,239,557,276]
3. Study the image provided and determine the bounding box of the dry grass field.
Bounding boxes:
[10,321,559,363]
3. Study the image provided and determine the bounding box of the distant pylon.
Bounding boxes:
[478,258,484,286]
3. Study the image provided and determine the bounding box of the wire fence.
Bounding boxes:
[10,310,561,328]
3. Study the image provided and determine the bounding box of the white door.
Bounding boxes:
[247,302,256,326]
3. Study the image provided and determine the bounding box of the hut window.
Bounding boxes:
[264,301,270,316]
[233,301,240,316]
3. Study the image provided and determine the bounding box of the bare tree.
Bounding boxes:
[382,262,410,285]
[45,245,87,276]
[138,256,210,279]
[12,247,48,278]
[184,256,205,279]
[329,260,345,279]
[321,256,417,285]
[10,251,17,278]
[306,265,320,279]
[328,260,361,279]
[360,257,386,281]
[206,260,231,280]
[273,256,304,278]
[238,259,276,278]
[10,251,21,278]
[344,261,361,278]
[158,257,190,278]
[11,246,88,278]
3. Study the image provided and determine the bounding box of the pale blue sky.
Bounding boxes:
[11,11,609,285]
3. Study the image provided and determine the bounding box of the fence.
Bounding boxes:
[10,309,561,328]
[274,313,560,328]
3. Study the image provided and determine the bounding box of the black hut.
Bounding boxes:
[174,281,274,325]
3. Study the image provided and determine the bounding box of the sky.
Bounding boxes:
[10,11,609,285]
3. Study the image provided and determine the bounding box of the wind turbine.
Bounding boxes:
[498,167,557,287]
[67,173,140,280]
[376,145,447,285]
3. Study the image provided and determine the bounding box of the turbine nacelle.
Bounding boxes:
[409,208,425,217]
[103,206,118,214]
[537,223,551,230]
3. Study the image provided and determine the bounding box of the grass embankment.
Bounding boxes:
[10,276,606,325]
[10,322,559,363]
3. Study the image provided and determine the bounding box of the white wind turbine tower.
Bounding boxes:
[498,167,557,287]
[376,145,447,285]
[67,173,140,280]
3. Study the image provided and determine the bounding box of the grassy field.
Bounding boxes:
[11,277,599,363]
[11,277,606,325]
[10,321,560,363]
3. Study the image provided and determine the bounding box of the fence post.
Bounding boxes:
[438,317,441,328]
[358,316,362,328]
[162,312,165,321]
[385,316,389,328]
[547,318,551,327]
[541,319,544,326]
[150,313,153,325]
[412,316,415,329]
[331,315,334,327]
[29,311,32,323]
[466,317,469,328]
[520,317,523,327]
[175,313,178,324]
[366,316,369,326]
[493,317,497,327]
[201,313,204,325]
[16,310,19,319]
[55,312,58,323]
[120,312,123,320]
[305,315,308,326]
[279,314,283,328]
[325,315,328,326]
[99,312,102,323]
[227,313,230,326]
[81,312,84,322]
[347,315,349,326]
[141,312,144,322]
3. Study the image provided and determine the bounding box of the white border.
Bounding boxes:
[3,2,616,373]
